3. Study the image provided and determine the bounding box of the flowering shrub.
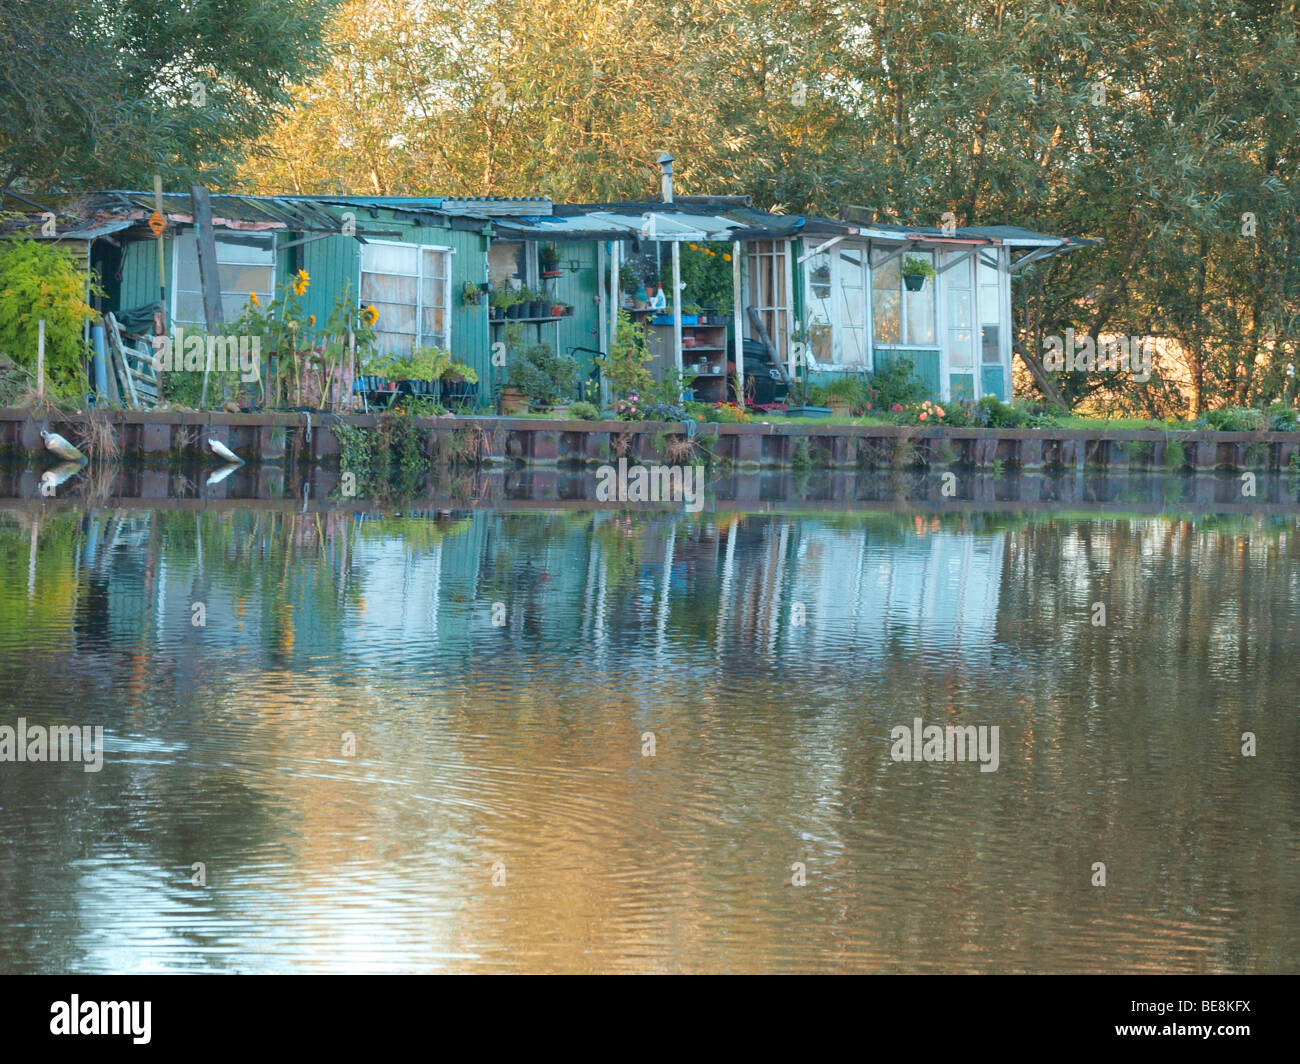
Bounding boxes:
[615,392,644,419]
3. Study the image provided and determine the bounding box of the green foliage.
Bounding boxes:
[0,0,339,190]
[901,255,937,280]
[507,341,577,403]
[658,242,733,312]
[366,345,459,382]
[867,358,929,411]
[1196,406,1264,432]
[596,310,654,398]
[809,375,869,411]
[1266,403,1297,431]
[568,400,600,419]
[0,239,97,399]
[335,406,429,499]
[1164,437,1186,469]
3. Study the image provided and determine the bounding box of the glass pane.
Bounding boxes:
[173,292,204,325]
[369,300,417,335]
[489,243,523,288]
[176,237,201,291]
[948,288,971,330]
[905,285,936,345]
[982,324,1001,363]
[219,264,273,295]
[978,256,999,289]
[362,243,418,275]
[362,273,417,306]
[980,283,1001,326]
[842,328,867,366]
[216,235,275,265]
[805,253,832,326]
[873,288,900,344]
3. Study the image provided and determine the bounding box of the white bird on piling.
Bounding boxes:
[206,437,243,465]
[40,429,85,463]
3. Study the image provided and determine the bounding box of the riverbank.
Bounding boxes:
[3,406,1300,473]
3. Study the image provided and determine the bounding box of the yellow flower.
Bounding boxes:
[308,315,316,327]
[722,253,731,262]
[363,305,379,326]
[296,269,310,284]
[249,291,260,307]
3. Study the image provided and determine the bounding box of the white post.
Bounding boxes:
[36,319,45,401]
[672,240,682,399]
[732,241,743,402]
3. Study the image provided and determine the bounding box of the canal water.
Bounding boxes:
[0,505,1296,972]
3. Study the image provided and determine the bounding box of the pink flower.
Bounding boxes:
[864,402,872,410]
[935,407,945,418]
[919,412,928,421]
[891,404,903,413]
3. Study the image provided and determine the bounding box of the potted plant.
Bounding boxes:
[539,244,562,278]
[901,255,936,292]
[810,376,867,416]
[491,287,525,320]
[439,358,479,410]
[462,281,484,307]
[507,341,578,413]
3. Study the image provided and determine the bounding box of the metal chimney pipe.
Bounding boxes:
[658,152,674,203]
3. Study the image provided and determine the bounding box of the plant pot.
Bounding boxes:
[490,306,504,322]
[442,379,477,410]
[903,273,926,292]
[529,300,548,318]
[551,304,565,318]
[506,303,525,319]
[562,305,574,317]
[828,397,851,416]
[499,386,529,415]
[541,269,563,279]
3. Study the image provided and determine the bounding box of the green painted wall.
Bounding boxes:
[117,211,492,405]
[875,348,941,396]
[118,238,173,312]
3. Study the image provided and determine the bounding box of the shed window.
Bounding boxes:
[872,249,937,346]
[746,240,791,370]
[803,242,868,367]
[979,254,1002,364]
[172,231,275,326]
[361,242,452,355]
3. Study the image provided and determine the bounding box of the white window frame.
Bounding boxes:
[170,230,277,326]
[359,240,455,354]
[803,240,872,371]
[870,245,939,351]
[746,239,794,375]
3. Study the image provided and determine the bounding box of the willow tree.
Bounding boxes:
[0,0,339,194]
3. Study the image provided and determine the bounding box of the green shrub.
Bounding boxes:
[595,310,654,398]
[1197,406,1264,431]
[568,400,600,420]
[507,342,577,404]
[1266,402,1297,431]
[0,238,98,399]
[867,358,928,410]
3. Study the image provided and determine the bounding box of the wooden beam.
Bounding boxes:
[190,185,224,333]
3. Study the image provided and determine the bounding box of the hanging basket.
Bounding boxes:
[902,272,927,292]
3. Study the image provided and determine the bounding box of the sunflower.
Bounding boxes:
[308,314,316,327]
[362,305,379,326]
[249,291,261,307]
[291,269,311,296]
